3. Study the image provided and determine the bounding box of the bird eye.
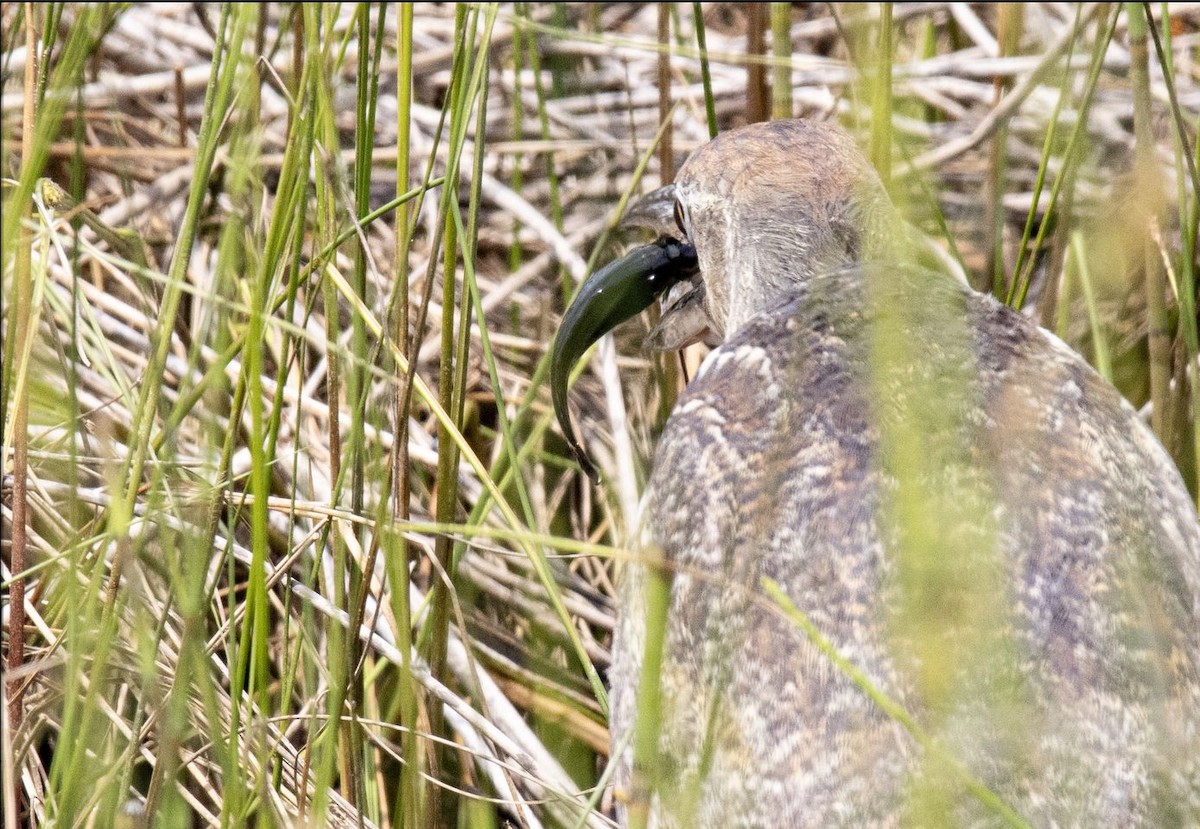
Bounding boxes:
[673,199,688,239]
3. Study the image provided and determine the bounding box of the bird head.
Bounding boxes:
[550,119,894,478]
[672,119,894,340]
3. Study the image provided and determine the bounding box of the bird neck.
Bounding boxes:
[719,193,900,340]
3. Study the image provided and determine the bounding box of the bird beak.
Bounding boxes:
[550,238,698,480]
[620,185,714,351]
[644,280,712,351]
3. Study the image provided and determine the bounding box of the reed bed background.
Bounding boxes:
[2,3,1197,828]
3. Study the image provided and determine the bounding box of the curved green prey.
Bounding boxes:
[551,239,698,480]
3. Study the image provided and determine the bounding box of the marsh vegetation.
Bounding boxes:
[2,4,1197,827]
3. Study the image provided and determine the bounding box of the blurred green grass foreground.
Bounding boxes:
[2,4,1197,827]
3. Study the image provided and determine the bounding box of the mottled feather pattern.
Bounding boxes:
[609,265,1200,827]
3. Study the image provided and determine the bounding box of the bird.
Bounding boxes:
[550,118,1200,828]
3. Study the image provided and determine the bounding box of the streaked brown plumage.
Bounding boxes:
[597,120,1200,827]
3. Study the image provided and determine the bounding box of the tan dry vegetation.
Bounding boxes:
[1,3,1197,828]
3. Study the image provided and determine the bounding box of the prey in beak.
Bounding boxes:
[550,185,702,480]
